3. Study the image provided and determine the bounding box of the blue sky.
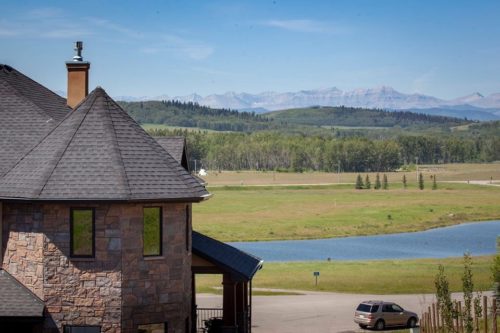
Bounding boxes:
[1,0,499,99]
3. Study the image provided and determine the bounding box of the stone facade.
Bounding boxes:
[1,201,192,333]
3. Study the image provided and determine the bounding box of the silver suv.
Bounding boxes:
[354,300,418,330]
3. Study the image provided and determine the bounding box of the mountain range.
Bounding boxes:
[61,86,500,121]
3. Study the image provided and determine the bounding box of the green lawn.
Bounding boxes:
[193,183,500,242]
[196,256,495,295]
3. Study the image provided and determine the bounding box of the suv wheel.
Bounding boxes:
[375,319,385,330]
[407,317,417,328]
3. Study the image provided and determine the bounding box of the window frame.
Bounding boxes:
[185,205,190,252]
[63,325,101,333]
[69,207,96,258]
[143,206,163,257]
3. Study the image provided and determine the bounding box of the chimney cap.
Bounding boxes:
[72,41,83,62]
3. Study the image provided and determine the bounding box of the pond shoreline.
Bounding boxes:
[228,220,500,262]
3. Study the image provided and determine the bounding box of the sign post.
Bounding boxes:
[313,271,320,286]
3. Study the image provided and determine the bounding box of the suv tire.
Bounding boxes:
[407,317,417,328]
[375,319,385,330]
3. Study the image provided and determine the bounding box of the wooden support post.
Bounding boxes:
[222,273,237,329]
[0,202,3,266]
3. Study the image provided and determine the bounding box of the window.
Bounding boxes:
[143,207,162,256]
[185,205,190,252]
[64,326,100,333]
[70,208,95,258]
[138,323,167,333]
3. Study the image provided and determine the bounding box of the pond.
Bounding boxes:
[228,220,500,262]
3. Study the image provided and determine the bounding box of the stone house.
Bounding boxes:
[0,44,261,333]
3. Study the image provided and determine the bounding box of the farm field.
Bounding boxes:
[193,182,500,242]
[196,255,495,295]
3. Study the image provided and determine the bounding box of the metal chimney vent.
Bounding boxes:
[72,41,83,61]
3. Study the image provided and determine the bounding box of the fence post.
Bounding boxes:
[429,306,434,333]
[433,303,438,332]
[436,302,441,330]
[483,296,488,333]
[458,301,463,333]
[493,298,497,333]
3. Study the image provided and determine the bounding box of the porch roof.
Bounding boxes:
[0,270,44,318]
[192,231,263,282]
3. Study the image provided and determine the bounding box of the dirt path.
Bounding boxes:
[196,290,492,333]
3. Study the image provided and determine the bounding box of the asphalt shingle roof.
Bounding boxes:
[193,231,263,281]
[0,64,70,177]
[0,87,209,201]
[155,137,186,165]
[0,270,44,317]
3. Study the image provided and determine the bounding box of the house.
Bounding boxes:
[0,42,261,333]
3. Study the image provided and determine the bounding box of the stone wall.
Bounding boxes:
[2,203,45,299]
[2,201,192,333]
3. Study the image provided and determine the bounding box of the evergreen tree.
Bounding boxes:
[355,174,364,189]
[418,173,424,190]
[374,173,381,189]
[402,174,407,189]
[383,174,388,189]
[365,175,371,189]
[432,174,437,190]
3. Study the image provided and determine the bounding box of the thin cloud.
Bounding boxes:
[85,17,143,39]
[261,19,339,34]
[140,34,214,60]
[0,8,214,60]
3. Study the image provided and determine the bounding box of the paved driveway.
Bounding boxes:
[197,290,478,333]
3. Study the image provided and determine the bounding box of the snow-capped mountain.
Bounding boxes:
[112,86,500,111]
[56,86,500,119]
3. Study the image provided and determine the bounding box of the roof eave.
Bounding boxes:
[0,194,212,204]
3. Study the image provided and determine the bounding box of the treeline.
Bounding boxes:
[148,129,500,172]
[119,100,278,132]
[267,106,469,128]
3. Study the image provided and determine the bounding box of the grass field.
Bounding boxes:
[201,163,500,186]
[196,256,496,295]
[193,182,500,242]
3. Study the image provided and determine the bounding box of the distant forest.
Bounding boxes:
[118,100,499,172]
[119,100,470,132]
[148,128,500,172]
[119,100,276,132]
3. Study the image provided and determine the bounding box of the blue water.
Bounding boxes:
[228,221,500,262]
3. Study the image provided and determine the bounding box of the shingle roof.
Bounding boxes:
[0,270,44,317]
[192,231,263,281]
[0,87,210,201]
[155,137,186,165]
[0,64,70,177]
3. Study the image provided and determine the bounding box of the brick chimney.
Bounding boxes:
[66,41,90,109]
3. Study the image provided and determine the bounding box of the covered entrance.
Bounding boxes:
[192,232,263,333]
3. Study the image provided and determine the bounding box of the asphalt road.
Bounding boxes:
[196,290,482,333]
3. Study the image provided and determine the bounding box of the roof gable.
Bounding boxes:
[0,87,209,201]
[155,136,189,171]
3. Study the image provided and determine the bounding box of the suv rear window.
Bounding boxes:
[356,304,379,313]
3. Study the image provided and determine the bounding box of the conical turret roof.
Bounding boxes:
[0,87,209,201]
[0,65,70,177]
